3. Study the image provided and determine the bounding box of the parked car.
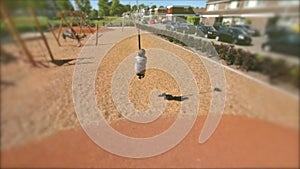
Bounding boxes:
[162,18,171,24]
[141,19,148,24]
[213,22,226,30]
[265,26,289,39]
[197,25,218,38]
[232,24,260,36]
[175,23,196,34]
[165,21,177,31]
[215,27,252,45]
[262,33,299,56]
[149,20,155,24]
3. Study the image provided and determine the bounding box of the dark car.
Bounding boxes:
[215,27,252,45]
[197,25,217,38]
[175,23,196,34]
[232,24,260,36]
[213,22,226,30]
[141,19,148,24]
[262,33,299,56]
[265,26,289,39]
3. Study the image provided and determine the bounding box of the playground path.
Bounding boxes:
[1,115,298,168]
[1,27,299,168]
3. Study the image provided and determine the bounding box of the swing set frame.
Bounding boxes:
[47,10,99,47]
[0,1,54,66]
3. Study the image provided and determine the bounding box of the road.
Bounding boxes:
[143,23,299,65]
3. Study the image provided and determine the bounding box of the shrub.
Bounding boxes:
[187,16,200,25]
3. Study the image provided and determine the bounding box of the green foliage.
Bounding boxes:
[245,18,252,25]
[98,0,110,16]
[124,4,131,12]
[56,0,74,11]
[109,0,122,16]
[5,0,48,11]
[139,4,147,9]
[90,9,98,18]
[187,16,200,25]
[151,5,157,9]
[132,5,138,11]
[98,0,130,16]
[75,0,92,16]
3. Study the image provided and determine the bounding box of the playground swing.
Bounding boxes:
[132,0,147,80]
[47,11,99,47]
[29,9,78,66]
[61,28,85,47]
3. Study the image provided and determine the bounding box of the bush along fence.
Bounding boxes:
[137,24,299,89]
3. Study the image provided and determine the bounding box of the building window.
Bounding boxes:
[230,1,240,9]
[207,4,214,11]
[214,4,219,10]
[207,4,218,11]
[167,8,171,13]
[244,0,266,8]
[279,0,299,6]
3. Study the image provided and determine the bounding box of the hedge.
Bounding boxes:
[187,16,200,25]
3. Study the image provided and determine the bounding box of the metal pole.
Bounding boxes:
[96,24,99,46]
[29,8,55,61]
[137,0,141,49]
[0,1,37,66]
[46,22,61,47]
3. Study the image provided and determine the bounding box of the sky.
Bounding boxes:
[71,0,207,10]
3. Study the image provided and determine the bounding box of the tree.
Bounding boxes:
[124,4,131,12]
[109,0,122,16]
[159,5,164,8]
[90,9,98,18]
[75,0,92,16]
[56,0,74,11]
[6,0,48,11]
[131,5,137,11]
[150,5,157,9]
[98,0,109,16]
[139,3,146,9]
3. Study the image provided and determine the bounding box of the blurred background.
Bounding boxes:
[0,0,299,168]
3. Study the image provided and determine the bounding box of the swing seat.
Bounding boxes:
[62,31,86,40]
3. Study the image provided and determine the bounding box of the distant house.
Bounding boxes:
[149,8,155,16]
[193,8,206,16]
[155,8,166,16]
[154,8,166,21]
[193,7,206,24]
[202,0,299,33]
[166,5,195,22]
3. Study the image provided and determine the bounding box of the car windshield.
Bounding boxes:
[207,26,216,31]
[244,25,251,29]
[232,28,248,35]
[180,23,188,26]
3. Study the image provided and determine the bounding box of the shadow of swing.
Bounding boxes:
[157,88,223,102]
[50,58,77,66]
[158,93,189,102]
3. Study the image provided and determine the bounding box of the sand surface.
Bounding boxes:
[1,27,299,168]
